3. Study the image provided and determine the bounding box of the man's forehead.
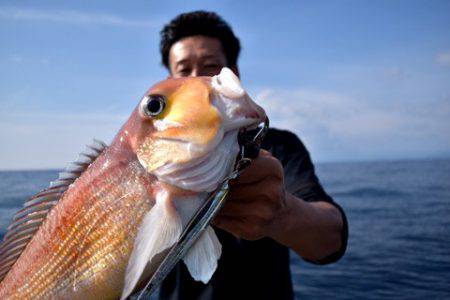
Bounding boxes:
[170,36,225,64]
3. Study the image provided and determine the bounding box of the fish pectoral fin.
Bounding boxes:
[182,226,222,283]
[121,190,182,300]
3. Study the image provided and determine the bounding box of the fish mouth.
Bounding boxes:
[154,117,261,151]
[150,115,266,192]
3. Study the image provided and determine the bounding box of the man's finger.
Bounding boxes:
[218,201,275,224]
[259,149,271,156]
[218,201,253,217]
[228,172,282,205]
[235,154,282,184]
[213,215,247,237]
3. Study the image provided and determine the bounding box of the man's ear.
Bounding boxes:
[229,65,240,79]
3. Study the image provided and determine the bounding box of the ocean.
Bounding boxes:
[1,159,449,299]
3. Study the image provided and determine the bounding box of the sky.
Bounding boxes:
[1,0,449,170]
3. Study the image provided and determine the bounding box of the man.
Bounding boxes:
[158,11,348,300]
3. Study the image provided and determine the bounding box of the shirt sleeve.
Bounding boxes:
[262,129,348,265]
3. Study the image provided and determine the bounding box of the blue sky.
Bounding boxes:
[1,0,449,169]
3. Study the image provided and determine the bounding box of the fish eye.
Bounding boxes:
[141,94,166,117]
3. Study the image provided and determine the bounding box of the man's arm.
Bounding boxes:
[213,150,346,262]
[275,193,344,262]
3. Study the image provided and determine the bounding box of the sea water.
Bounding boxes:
[1,159,449,298]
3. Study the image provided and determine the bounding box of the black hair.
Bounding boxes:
[160,11,241,69]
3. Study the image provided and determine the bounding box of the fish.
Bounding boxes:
[0,67,266,299]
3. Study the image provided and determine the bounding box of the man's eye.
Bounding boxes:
[205,64,219,69]
[177,69,191,76]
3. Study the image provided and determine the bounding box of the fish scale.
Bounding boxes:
[1,157,155,299]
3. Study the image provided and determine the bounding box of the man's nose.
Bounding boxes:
[190,69,199,77]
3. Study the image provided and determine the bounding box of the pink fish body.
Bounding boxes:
[0,68,265,299]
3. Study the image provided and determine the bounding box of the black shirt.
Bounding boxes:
[159,128,348,300]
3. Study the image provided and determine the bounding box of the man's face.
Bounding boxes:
[168,35,233,78]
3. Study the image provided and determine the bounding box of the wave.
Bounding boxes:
[332,187,408,198]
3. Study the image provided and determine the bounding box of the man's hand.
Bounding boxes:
[213,150,287,240]
[213,150,344,262]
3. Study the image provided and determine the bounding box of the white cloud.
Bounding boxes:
[436,51,450,67]
[255,88,450,162]
[0,7,157,27]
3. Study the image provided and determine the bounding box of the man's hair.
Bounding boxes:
[160,11,241,68]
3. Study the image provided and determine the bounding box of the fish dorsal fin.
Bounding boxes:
[0,139,108,282]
